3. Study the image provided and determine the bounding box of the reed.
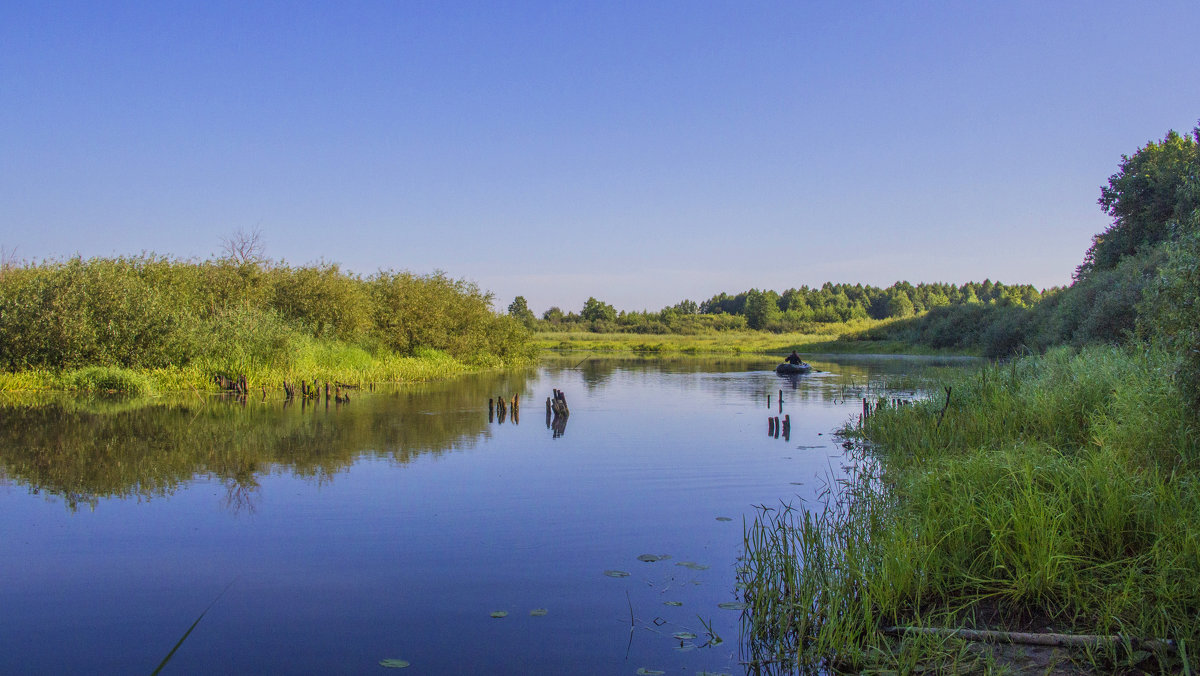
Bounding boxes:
[741,345,1200,672]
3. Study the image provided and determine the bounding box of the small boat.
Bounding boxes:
[775,362,812,375]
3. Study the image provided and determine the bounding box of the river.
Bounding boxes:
[0,354,968,674]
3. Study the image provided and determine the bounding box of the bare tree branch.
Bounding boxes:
[220,226,266,264]
[0,245,19,280]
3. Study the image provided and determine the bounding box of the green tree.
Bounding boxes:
[744,289,781,330]
[1081,124,1200,277]
[886,289,915,318]
[507,296,536,328]
[581,297,617,323]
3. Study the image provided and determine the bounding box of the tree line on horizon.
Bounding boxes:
[509,280,1046,334]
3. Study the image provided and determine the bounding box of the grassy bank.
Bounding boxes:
[741,345,1199,673]
[0,342,488,395]
[532,321,968,356]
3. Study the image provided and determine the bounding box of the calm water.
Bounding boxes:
[0,355,967,674]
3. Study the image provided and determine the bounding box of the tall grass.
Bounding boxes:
[741,345,1200,672]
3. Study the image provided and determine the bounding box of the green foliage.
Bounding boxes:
[1140,227,1200,407]
[580,296,616,325]
[269,262,372,341]
[0,256,532,380]
[1083,123,1200,277]
[744,347,1200,672]
[506,295,537,328]
[66,366,152,395]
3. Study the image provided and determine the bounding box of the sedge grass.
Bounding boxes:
[741,345,1200,673]
[531,324,964,356]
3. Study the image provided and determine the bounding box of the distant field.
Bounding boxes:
[530,329,959,356]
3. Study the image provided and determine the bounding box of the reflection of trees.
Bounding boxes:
[0,369,532,512]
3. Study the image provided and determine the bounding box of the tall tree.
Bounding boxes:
[1080,124,1200,277]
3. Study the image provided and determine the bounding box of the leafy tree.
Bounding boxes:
[581,297,616,323]
[886,289,915,318]
[743,289,781,330]
[1080,124,1200,277]
[507,296,537,328]
[673,299,699,315]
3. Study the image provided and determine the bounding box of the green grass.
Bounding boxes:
[0,341,490,394]
[531,321,967,356]
[741,345,1200,673]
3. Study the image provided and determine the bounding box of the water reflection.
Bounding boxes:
[0,355,972,514]
[0,368,533,512]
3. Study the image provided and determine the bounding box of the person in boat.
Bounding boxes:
[784,351,803,365]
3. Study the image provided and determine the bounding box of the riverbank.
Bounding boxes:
[532,328,969,356]
[0,343,519,395]
[741,344,1199,673]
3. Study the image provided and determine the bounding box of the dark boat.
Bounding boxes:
[775,362,812,374]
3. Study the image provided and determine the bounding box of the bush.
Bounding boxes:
[66,366,152,395]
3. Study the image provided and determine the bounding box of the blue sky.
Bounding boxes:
[3,1,1199,314]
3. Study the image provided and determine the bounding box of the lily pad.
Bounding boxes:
[636,669,665,676]
[489,611,508,618]
[379,659,410,668]
[663,601,682,607]
[676,561,709,571]
[637,554,670,563]
[672,631,698,640]
[604,570,631,578]
[530,608,548,616]
[717,602,748,610]
[715,517,733,522]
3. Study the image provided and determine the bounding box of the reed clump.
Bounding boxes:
[742,345,1200,673]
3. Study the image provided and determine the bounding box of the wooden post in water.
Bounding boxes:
[773,416,780,439]
[783,414,790,440]
[767,394,771,408]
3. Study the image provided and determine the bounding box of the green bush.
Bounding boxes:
[66,366,152,395]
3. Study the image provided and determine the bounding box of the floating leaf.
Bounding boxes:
[379,659,410,668]
[604,570,630,578]
[718,602,747,610]
[663,601,682,607]
[530,608,548,616]
[489,611,508,618]
[672,632,697,640]
[637,554,670,563]
[636,669,665,675]
[673,643,697,652]
[715,517,733,522]
[676,561,709,571]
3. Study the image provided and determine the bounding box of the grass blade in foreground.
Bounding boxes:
[150,579,237,676]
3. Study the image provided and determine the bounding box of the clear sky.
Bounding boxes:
[3,1,1199,315]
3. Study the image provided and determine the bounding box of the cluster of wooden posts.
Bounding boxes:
[489,394,520,424]
[213,374,249,394]
[280,379,363,404]
[768,414,790,440]
[767,389,790,440]
[547,389,569,437]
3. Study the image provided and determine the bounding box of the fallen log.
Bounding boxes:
[883,626,1176,654]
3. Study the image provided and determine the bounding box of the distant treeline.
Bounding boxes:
[0,257,533,374]
[511,280,1045,335]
